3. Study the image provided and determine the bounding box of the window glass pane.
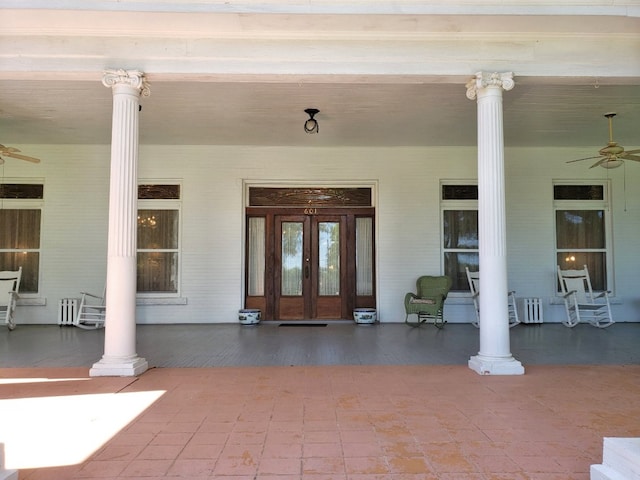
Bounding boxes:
[0,209,41,293]
[281,222,303,296]
[356,217,373,296]
[0,252,39,293]
[444,252,479,291]
[250,187,371,207]
[557,252,606,291]
[442,185,478,200]
[0,210,41,249]
[137,252,178,293]
[318,222,340,296]
[0,184,44,199]
[137,210,178,249]
[443,210,478,249]
[138,184,180,199]
[247,217,265,296]
[556,210,604,249]
[554,185,603,201]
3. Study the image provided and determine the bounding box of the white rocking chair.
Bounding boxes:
[557,265,614,328]
[75,289,106,329]
[465,267,520,328]
[0,267,21,331]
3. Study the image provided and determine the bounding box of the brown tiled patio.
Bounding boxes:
[2,323,640,479]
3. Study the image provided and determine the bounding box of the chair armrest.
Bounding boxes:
[404,292,418,305]
[594,291,611,299]
[409,294,444,306]
[80,291,103,300]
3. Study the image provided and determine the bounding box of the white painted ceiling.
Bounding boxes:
[1,4,639,151]
[2,78,640,150]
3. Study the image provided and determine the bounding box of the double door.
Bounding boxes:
[276,214,345,320]
[245,207,375,321]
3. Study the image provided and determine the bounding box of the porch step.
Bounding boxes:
[0,443,18,480]
[592,438,640,480]
[592,464,630,480]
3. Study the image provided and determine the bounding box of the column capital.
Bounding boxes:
[465,71,514,100]
[102,69,151,97]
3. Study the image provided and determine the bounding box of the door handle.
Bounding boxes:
[305,258,310,278]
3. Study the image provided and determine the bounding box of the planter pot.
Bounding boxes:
[239,309,261,325]
[353,308,376,325]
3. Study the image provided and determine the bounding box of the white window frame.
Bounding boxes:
[553,179,614,295]
[136,182,182,298]
[440,180,478,295]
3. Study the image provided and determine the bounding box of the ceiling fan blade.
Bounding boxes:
[566,155,602,163]
[4,152,41,163]
[589,157,609,168]
[622,149,640,155]
[622,155,640,162]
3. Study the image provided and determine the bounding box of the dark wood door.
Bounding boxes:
[244,204,376,322]
[274,214,346,320]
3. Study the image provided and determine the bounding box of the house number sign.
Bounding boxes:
[303,207,318,215]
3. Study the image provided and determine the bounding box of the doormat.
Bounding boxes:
[279,323,328,327]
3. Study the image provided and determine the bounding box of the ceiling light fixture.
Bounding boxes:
[304,108,319,134]
[600,159,623,169]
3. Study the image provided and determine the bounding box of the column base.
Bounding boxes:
[90,355,148,377]
[468,354,524,375]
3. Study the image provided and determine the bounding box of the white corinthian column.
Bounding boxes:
[90,69,150,377]
[465,72,524,375]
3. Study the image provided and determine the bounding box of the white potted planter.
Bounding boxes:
[239,309,261,325]
[353,308,376,324]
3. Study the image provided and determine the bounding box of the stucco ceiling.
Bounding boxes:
[1,77,640,150]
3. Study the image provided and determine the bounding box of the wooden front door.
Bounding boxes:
[275,214,346,320]
[245,190,376,322]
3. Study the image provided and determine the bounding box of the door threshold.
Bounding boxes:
[270,320,354,326]
[279,323,328,327]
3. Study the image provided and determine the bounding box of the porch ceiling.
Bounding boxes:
[1,6,639,150]
[1,78,640,149]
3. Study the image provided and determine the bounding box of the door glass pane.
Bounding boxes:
[282,222,303,296]
[247,217,265,296]
[356,217,373,296]
[319,222,340,296]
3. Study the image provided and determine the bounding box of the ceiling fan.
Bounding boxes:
[0,145,41,165]
[567,113,640,169]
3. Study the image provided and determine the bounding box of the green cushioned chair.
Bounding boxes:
[404,275,452,328]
